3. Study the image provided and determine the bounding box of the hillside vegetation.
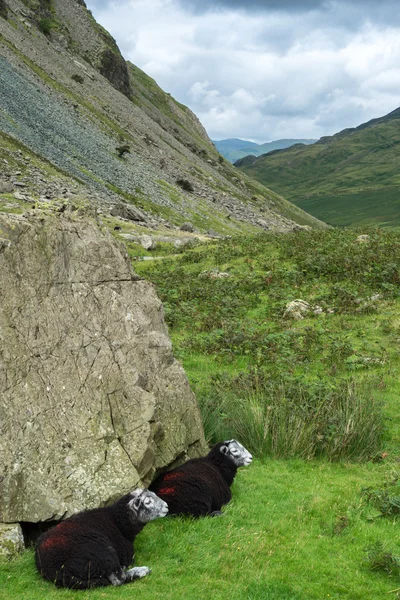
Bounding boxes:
[213,137,316,163]
[236,107,400,227]
[3,228,400,599]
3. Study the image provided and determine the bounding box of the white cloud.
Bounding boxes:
[86,0,400,142]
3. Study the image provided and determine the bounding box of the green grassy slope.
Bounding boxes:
[3,228,400,599]
[237,108,400,226]
[3,461,400,600]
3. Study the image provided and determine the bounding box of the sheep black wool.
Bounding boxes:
[35,489,168,589]
[150,439,252,517]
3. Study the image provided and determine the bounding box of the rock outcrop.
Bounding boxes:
[0,212,207,527]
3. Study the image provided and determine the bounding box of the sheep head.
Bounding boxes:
[128,489,169,523]
[220,440,253,467]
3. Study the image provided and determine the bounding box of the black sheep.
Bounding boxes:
[35,488,168,589]
[150,439,252,517]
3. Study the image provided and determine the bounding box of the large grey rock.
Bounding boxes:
[0,213,206,524]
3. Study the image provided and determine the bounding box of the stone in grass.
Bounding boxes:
[174,238,195,249]
[141,235,156,250]
[0,181,13,194]
[200,269,231,279]
[0,523,25,560]
[180,222,194,233]
[284,299,312,320]
[356,234,371,243]
[13,192,26,201]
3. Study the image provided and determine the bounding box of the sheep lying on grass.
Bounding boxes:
[150,439,252,517]
[35,489,168,589]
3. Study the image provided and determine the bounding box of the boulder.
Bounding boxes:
[110,203,147,222]
[0,181,13,194]
[284,299,312,320]
[356,234,371,243]
[0,213,206,527]
[256,218,270,229]
[13,192,26,201]
[174,238,195,249]
[180,222,194,233]
[292,225,312,232]
[141,234,156,250]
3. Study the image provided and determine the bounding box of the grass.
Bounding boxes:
[134,226,400,457]
[2,461,400,599]
[200,377,384,461]
[2,224,400,598]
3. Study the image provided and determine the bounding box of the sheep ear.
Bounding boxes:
[221,445,229,455]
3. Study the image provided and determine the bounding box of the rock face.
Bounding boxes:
[99,47,131,98]
[0,213,207,525]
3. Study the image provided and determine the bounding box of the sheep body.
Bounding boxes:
[35,489,168,589]
[150,439,252,517]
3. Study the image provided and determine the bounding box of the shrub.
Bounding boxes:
[71,73,84,84]
[38,18,54,36]
[364,541,400,577]
[116,143,131,158]
[362,482,400,517]
[176,178,194,192]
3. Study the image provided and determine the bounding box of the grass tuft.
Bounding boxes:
[200,375,384,461]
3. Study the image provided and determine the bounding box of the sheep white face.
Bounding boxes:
[221,439,253,467]
[128,489,169,523]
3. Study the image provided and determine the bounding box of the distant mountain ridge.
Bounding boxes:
[213,138,317,163]
[236,106,400,227]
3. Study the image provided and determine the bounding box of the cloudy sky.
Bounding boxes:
[86,0,400,143]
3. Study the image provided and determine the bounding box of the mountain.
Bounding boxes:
[0,0,325,235]
[236,108,400,227]
[213,138,317,163]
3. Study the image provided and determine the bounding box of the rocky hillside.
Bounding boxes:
[236,107,400,227]
[0,0,325,235]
